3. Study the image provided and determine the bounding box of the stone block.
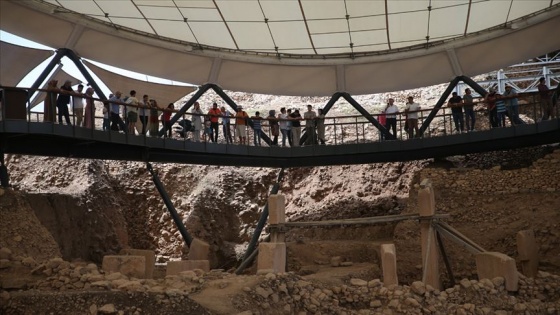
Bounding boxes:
[257,242,286,274]
[380,244,398,286]
[418,179,435,216]
[475,252,519,291]
[187,238,210,261]
[166,260,210,276]
[516,230,539,278]
[120,249,156,279]
[102,255,146,279]
[268,194,286,224]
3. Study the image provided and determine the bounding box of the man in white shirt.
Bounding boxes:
[303,105,317,145]
[72,84,84,126]
[384,98,399,139]
[404,96,421,138]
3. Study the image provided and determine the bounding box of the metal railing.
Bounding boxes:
[1,86,558,148]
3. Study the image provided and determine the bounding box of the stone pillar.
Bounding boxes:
[380,244,398,286]
[188,238,210,261]
[268,194,286,242]
[257,242,286,274]
[475,252,519,291]
[257,194,287,274]
[418,179,440,290]
[516,229,539,278]
[120,249,156,279]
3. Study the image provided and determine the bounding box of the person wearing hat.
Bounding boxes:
[404,96,421,138]
[56,80,73,125]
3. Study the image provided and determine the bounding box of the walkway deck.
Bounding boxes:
[1,119,558,167]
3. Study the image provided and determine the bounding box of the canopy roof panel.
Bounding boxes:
[0,40,52,87]
[1,0,559,96]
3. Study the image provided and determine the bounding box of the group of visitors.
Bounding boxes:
[45,80,95,128]
[189,103,326,146]
[105,90,174,137]
[380,96,422,139]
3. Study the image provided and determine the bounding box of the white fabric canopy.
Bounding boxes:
[1,0,559,96]
[83,61,196,107]
[29,66,82,108]
[0,40,52,87]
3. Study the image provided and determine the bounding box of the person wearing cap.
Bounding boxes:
[484,87,499,128]
[404,96,421,138]
[235,106,249,145]
[447,92,464,133]
[463,88,476,131]
[56,80,73,125]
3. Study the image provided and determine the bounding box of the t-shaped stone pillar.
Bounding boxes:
[418,179,441,290]
[257,194,287,273]
[516,229,539,278]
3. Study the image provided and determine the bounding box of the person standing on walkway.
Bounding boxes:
[125,90,139,134]
[72,84,85,126]
[279,107,290,147]
[148,99,159,136]
[503,86,524,125]
[56,80,73,125]
[191,102,203,142]
[538,77,553,120]
[303,105,317,145]
[221,106,233,143]
[83,87,95,129]
[208,102,221,142]
[463,88,476,131]
[235,106,249,145]
[251,111,264,146]
[267,110,279,146]
[447,92,464,133]
[290,109,302,146]
[109,91,127,132]
[404,96,421,137]
[384,98,399,139]
[286,109,293,146]
[485,88,499,128]
[139,94,149,135]
[316,108,326,145]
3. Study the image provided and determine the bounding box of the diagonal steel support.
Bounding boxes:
[27,49,66,103]
[146,162,193,247]
[419,76,489,137]
[63,49,108,101]
[237,167,285,273]
[158,83,213,137]
[300,92,390,145]
[211,85,272,145]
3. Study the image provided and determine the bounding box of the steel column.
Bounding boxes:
[146,162,193,247]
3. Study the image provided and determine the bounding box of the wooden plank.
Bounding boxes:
[270,213,450,228]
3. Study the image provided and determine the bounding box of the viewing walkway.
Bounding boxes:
[1,118,558,168]
[1,80,559,168]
